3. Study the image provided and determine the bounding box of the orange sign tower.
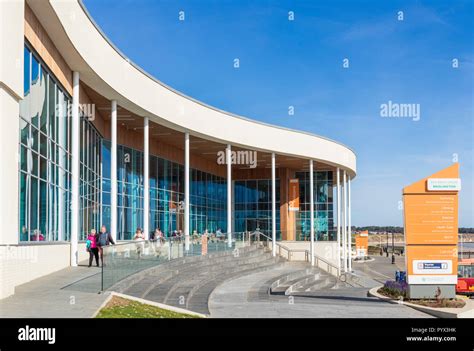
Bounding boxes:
[403,163,460,299]
[355,230,369,258]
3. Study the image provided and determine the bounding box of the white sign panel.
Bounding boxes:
[412,260,452,275]
[408,259,456,284]
[427,178,461,191]
[407,275,457,285]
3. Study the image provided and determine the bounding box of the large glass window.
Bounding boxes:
[234,179,280,239]
[19,44,72,242]
[295,171,334,241]
[100,142,227,240]
[79,117,102,240]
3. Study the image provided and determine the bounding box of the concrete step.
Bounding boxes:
[163,256,282,307]
[122,270,175,298]
[300,275,335,292]
[268,267,352,296]
[138,246,276,304]
[269,268,315,295]
[284,273,322,295]
[111,244,263,292]
[149,245,263,272]
[186,259,287,314]
[271,274,316,295]
[299,273,355,292]
[155,248,273,281]
[287,287,369,299]
[108,244,286,315]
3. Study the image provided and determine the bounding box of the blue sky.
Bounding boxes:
[83,0,473,227]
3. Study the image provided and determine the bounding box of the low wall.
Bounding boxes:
[277,241,339,265]
[0,242,88,300]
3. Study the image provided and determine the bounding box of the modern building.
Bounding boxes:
[0,0,356,299]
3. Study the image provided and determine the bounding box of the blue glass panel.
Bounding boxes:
[30,55,40,128]
[24,47,30,95]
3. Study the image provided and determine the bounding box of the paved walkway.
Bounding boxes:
[354,255,405,284]
[0,255,430,319]
[0,264,109,318]
[208,265,432,318]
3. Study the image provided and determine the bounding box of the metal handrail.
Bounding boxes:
[306,249,341,277]
[248,231,313,261]
[248,230,272,240]
[277,244,308,261]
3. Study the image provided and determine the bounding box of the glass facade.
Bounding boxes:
[19,44,72,242]
[234,179,280,239]
[295,171,334,241]
[189,168,227,235]
[100,142,227,240]
[79,117,102,240]
[18,46,336,244]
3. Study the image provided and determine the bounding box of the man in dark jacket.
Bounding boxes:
[97,225,115,266]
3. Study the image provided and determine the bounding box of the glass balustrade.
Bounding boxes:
[101,232,248,290]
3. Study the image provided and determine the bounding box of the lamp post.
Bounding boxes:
[379,235,383,256]
[391,232,395,264]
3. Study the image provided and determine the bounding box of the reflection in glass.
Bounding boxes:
[19,45,72,242]
[295,171,334,241]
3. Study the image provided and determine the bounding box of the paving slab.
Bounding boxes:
[209,265,433,318]
[0,264,109,318]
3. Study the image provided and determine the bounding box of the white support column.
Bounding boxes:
[143,117,149,240]
[184,132,190,251]
[309,160,315,266]
[343,170,348,273]
[110,100,118,242]
[271,153,276,257]
[336,168,341,274]
[70,71,80,266]
[342,175,346,272]
[58,94,66,241]
[226,145,232,247]
[0,0,23,249]
[348,176,352,272]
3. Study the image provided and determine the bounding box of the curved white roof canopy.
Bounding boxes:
[28,0,356,177]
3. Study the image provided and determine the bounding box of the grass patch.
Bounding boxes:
[96,296,201,318]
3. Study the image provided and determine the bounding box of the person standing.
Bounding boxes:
[86,229,99,267]
[134,227,145,258]
[97,225,115,266]
[154,228,164,245]
[133,227,145,240]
